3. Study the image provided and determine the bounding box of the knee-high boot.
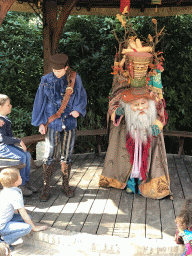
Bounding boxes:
[61,162,75,198]
[39,164,52,202]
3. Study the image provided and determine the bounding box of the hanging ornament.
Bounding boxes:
[120,0,131,13]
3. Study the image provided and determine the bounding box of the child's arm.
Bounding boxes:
[18,207,47,232]
[19,140,27,152]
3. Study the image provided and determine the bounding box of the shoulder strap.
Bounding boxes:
[45,71,76,128]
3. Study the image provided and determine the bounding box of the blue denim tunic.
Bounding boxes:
[32,72,87,132]
[0,116,21,146]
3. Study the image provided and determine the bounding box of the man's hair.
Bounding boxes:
[0,168,19,188]
[0,94,10,106]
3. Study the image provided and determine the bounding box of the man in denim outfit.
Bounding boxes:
[32,54,87,201]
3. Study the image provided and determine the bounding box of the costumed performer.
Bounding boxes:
[99,14,171,199]
[32,53,87,202]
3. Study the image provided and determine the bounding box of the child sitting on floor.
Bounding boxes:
[175,198,192,256]
[0,168,47,251]
[0,94,37,196]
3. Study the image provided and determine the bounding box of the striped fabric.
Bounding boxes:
[44,128,76,165]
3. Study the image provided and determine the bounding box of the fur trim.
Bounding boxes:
[126,133,151,180]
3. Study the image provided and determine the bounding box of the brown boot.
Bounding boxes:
[61,162,75,198]
[39,164,52,202]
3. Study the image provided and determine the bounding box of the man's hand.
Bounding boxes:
[20,140,27,152]
[39,124,47,135]
[69,110,79,118]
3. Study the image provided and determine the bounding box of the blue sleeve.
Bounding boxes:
[32,81,48,126]
[72,74,87,117]
[0,118,21,145]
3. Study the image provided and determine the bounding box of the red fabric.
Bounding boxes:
[120,0,130,13]
[156,99,168,126]
[126,133,151,181]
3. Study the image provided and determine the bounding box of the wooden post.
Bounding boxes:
[0,0,16,27]
[42,0,57,74]
[43,0,78,75]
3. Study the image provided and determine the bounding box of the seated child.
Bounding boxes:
[175,198,192,256]
[0,94,36,196]
[0,168,47,251]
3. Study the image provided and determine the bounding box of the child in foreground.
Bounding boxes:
[0,168,47,250]
[0,94,37,196]
[175,198,192,256]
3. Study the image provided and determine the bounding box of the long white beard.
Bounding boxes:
[120,100,157,143]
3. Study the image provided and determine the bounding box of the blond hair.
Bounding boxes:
[0,94,10,106]
[0,168,19,188]
[0,242,11,256]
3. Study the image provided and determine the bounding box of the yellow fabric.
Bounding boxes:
[155,119,164,131]
[111,111,116,122]
[99,175,125,189]
[139,175,170,199]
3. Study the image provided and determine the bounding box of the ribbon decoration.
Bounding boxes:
[120,0,131,13]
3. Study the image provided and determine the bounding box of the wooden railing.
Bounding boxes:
[21,129,192,158]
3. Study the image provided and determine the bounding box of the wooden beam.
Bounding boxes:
[52,0,79,54]
[10,2,192,16]
[0,0,16,27]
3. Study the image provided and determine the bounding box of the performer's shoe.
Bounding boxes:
[39,187,50,202]
[39,164,52,202]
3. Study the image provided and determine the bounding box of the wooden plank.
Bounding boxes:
[168,155,184,218]
[146,198,161,239]
[66,157,104,232]
[113,191,133,238]
[160,199,176,239]
[174,156,192,199]
[25,155,81,223]
[96,188,122,236]
[80,187,110,235]
[10,2,192,17]
[129,194,146,238]
[164,130,192,138]
[49,154,97,229]
[0,159,26,170]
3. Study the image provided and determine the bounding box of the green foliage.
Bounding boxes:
[8,107,38,137]
[0,12,43,112]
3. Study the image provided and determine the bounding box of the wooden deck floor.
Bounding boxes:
[25,153,192,240]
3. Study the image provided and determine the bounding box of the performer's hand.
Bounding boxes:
[20,140,27,152]
[69,110,79,118]
[39,124,47,135]
[151,125,160,136]
[116,107,124,116]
